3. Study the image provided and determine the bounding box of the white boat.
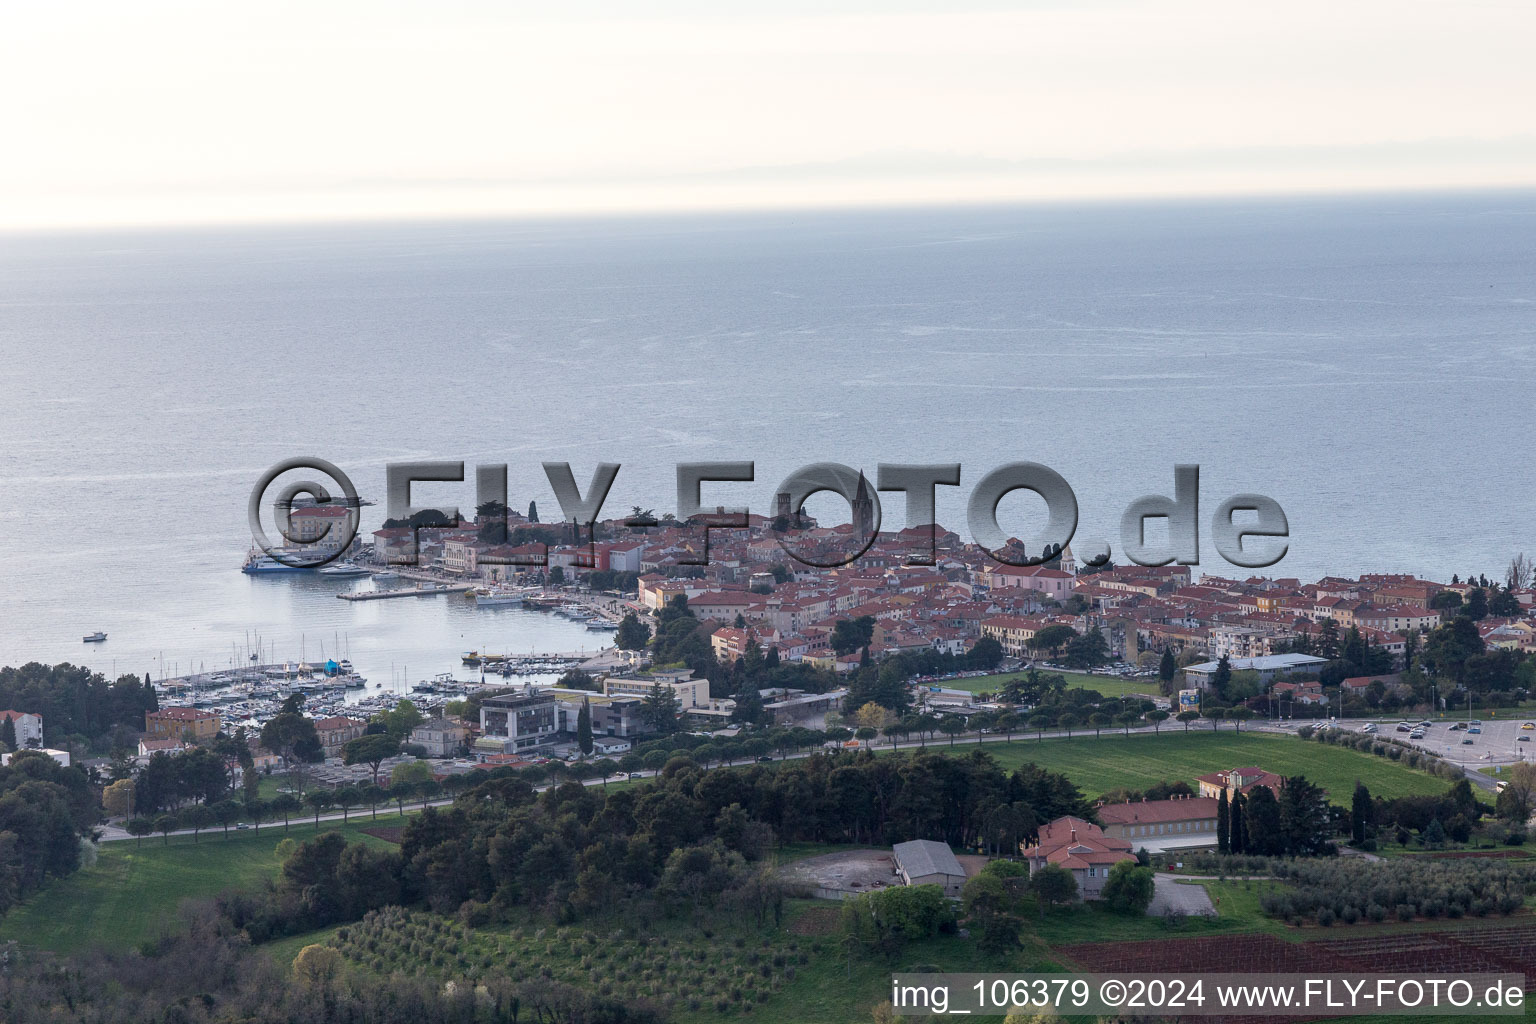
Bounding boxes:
[319,562,370,577]
[474,590,523,607]
[82,631,107,643]
[370,570,400,581]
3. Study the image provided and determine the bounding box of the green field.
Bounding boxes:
[946,730,1453,801]
[0,813,405,954]
[941,669,1157,700]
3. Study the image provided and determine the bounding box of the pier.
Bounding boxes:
[337,584,475,601]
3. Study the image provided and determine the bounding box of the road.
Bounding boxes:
[99,710,1510,843]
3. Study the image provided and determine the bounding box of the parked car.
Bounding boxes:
[1518,735,1529,743]
[1523,722,1535,730]
[1396,723,1412,732]
[1410,730,1426,739]
[1469,726,1482,734]
[1462,737,1475,745]
[1361,723,1377,733]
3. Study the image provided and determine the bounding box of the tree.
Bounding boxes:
[371,699,426,742]
[153,813,178,845]
[1242,784,1282,856]
[260,697,324,788]
[1147,709,1169,733]
[1216,789,1230,853]
[591,758,618,789]
[1158,647,1177,694]
[1063,629,1109,669]
[332,785,360,823]
[1210,653,1233,698]
[126,816,155,848]
[102,778,135,819]
[1463,586,1489,621]
[616,612,651,651]
[0,716,14,751]
[830,616,878,657]
[1350,781,1372,846]
[270,793,301,832]
[731,681,766,726]
[1226,708,1253,732]
[1508,553,1531,591]
[968,635,1004,671]
[1430,590,1463,611]
[1423,616,1484,685]
[1228,792,1246,854]
[213,799,242,836]
[1030,863,1078,910]
[1279,775,1329,855]
[341,733,400,787]
[642,681,681,735]
[1177,710,1200,732]
[548,565,566,585]
[1489,587,1522,618]
[1421,817,1447,849]
[1100,860,1154,915]
[1028,624,1077,659]
[1057,712,1079,738]
[1495,762,1536,823]
[577,697,594,756]
[962,871,1025,954]
[304,790,333,829]
[292,943,344,992]
[1087,712,1110,738]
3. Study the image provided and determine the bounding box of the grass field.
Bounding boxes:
[0,813,406,954]
[938,730,1453,801]
[940,669,1157,700]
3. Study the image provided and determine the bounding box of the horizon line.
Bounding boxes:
[4,180,1535,240]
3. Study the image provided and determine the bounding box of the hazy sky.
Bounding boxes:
[3,0,1533,229]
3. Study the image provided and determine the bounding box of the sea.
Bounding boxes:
[1,190,1533,692]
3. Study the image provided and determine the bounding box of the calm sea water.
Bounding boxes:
[1,192,1533,686]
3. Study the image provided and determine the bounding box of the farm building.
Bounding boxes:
[891,839,966,897]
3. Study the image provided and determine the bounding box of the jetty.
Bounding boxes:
[338,584,475,601]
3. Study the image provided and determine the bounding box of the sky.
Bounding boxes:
[3,0,1534,229]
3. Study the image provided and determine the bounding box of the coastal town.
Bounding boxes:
[7,499,1536,1021]
[10,494,1533,805]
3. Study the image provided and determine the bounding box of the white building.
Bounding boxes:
[1183,653,1328,689]
[0,710,43,749]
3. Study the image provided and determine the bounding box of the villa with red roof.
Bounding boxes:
[1020,816,1135,899]
[1196,766,1286,799]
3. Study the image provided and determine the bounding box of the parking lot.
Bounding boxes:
[1342,715,1536,767]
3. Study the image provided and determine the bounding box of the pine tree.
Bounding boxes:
[577,698,593,756]
[1217,789,1229,853]
[1158,647,1177,695]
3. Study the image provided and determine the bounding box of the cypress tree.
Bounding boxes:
[1350,781,1372,846]
[1217,789,1229,853]
[1158,647,1177,694]
[577,697,593,756]
[1229,792,1246,854]
[0,715,15,750]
